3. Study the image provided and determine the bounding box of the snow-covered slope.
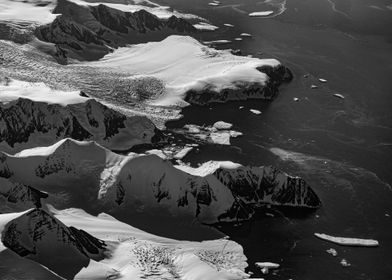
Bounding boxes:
[1,208,107,279]
[0,78,159,153]
[84,35,292,106]
[0,139,320,226]
[0,207,249,280]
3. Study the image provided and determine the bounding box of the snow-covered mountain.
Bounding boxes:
[0,207,249,280]
[0,78,159,153]
[1,208,107,279]
[0,138,321,226]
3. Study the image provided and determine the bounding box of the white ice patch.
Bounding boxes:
[0,79,89,106]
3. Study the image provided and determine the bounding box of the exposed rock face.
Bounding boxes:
[0,98,158,153]
[1,208,106,279]
[184,65,293,104]
[34,0,197,62]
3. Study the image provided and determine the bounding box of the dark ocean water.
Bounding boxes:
[161,0,392,279]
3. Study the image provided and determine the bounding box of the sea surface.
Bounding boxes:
[160,0,392,279]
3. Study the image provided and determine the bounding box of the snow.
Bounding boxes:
[250,109,262,115]
[173,146,193,159]
[0,79,89,106]
[68,0,201,20]
[249,11,274,17]
[194,22,219,31]
[145,149,168,159]
[83,36,280,107]
[14,138,73,157]
[314,233,379,247]
[0,0,58,25]
[175,161,242,177]
[213,121,233,130]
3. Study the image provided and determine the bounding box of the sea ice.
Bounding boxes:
[213,121,233,130]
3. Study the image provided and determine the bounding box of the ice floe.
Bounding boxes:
[194,22,219,31]
[255,262,280,274]
[180,124,242,145]
[315,233,379,247]
[250,109,262,115]
[213,121,233,130]
[326,248,338,256]
[249,11,274,17]
[333,93,345,99]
